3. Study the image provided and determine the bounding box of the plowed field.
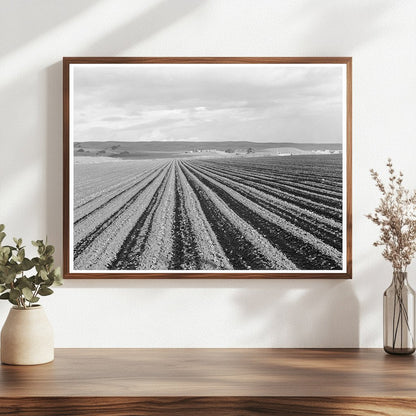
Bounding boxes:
[73,155,343,271]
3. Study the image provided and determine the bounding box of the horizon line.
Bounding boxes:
[73,139,342,144]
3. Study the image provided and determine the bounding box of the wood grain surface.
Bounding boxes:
[1,349,415,415]
[1,397,416,416]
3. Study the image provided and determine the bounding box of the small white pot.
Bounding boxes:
[1,305,54,365]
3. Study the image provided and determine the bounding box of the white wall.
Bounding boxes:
[0,0,415,347]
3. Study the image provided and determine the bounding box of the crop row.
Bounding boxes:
[73,155,343,271]
[184,161,342,250]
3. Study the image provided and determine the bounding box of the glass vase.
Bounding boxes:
[383,271,415,355]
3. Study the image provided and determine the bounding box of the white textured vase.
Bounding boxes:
[1,305,54,365]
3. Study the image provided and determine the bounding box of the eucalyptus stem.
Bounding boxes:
[0,224,63,308]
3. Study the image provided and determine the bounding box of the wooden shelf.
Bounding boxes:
[1,348,415,415]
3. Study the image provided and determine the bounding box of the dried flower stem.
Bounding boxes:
[368,160,416,352]
[366,159,416,272]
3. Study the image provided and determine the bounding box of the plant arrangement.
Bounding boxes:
[0,224,62,309]
[367,159,416,354]
[367,159,416,271]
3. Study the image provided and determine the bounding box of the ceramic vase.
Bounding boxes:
[1,305,54,365]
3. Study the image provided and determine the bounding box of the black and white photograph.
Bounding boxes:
[65,58,351,278]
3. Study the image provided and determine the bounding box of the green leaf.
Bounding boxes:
[34,275,43,285]
[52,267,63,285]
[0,246,16,267]
[38,287,53,296]
[45,245,55,256]
[3,245,16,251]
[42,276,54,287]
[20,258,33,271]
[0,291,17,306]
[0,232,5,245]
[32,240,43,247]
[17,248,25,263]
[0,246,10,254]
[3,271,16,284]
[0,224,5,232]
[31,257,40,265]
[22,287,34,301]
[39,269,48,281]
[8,297,18,306]
[9,288,21,301]
[43,256,54,266]
[12,237,23,249]
[17,276,35,290]
[0,249,9,266]
[0,285,6,293]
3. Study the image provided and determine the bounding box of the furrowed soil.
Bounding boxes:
[73,154,344,271]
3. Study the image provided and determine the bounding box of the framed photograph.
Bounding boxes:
[63,57,352,279]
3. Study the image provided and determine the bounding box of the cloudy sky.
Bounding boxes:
[72,63,344,143]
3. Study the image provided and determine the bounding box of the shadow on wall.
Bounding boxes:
[354,244,393,348]
[46,62,63,263]
[289,0,393,53]
[0,0,101,56]
[233,279,359,347]
[45,0,205,264]
[83,0,204,55]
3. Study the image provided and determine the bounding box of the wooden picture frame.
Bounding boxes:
[63,57,352,279]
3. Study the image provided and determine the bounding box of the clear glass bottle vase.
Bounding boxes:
[383,271,415,355]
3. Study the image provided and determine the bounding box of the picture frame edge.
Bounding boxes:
[62,57,352,280]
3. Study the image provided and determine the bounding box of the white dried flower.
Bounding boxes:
[367,159,416,272]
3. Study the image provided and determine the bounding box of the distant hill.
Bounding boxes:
[74,140,342,154]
